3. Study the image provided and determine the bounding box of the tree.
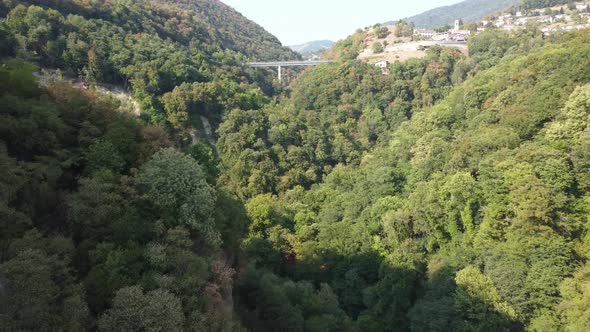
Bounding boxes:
[372,41,384,54]
[138,124,172,163]
[555,263,590,331]
[84,47,102,82]
[161,83,193,131]
[84,140,126,174]
[139,148,219,245]
[185,142,220,184]
[571,132,590,191]
[0,248,88,330]
[98,286,185,332]
[394,21,414,38]
[376,26,390,39]
[546,84,590,147]
[452,266,518,331]
[0,22,15,56]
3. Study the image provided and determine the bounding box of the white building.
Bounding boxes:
[374,60,389,69]
[535,15,553,23]
[450,30,470,41]
[415,29,435,38]
[453,34,467,42]
[554,14,572,21]
[432,33,449,41]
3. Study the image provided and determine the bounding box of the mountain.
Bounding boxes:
[289,40,335,54]
[387,0,521,28]
[150,0,299,61]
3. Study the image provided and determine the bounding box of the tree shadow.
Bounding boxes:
[234,244,521,331]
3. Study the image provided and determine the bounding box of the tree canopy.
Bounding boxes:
[2,0,590,331]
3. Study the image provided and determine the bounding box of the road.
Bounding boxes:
[33,70,141,116]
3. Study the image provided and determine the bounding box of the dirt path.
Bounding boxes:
[200,115,216,147]
[33,70,140,116]
[35,69,219,150]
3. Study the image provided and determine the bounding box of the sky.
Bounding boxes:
[220,0,464,45]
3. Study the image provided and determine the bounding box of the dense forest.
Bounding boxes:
[1,0,590,331]
[0,0,298,137]
[519,0,571,10]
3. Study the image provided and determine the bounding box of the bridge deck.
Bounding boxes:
[247,60,334,68]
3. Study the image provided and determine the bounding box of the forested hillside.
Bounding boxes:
[0,0,298,139]
[520,0,571,9]
[220,28,590,331]
[1,0,590,331]
[289,40,335,54]
[0,0,284,330]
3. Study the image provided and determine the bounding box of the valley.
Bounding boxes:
[1,0,590,331]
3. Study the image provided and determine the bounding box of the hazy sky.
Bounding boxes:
[221,0,464,45]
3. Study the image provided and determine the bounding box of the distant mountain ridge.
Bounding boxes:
[289,40,335,54]
[387,0,521,29]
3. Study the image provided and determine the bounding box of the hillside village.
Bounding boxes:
[360,1,590,67]
[479,2,590,34]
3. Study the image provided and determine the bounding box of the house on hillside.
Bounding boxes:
[553,14,572,22]
[432,33,449,41]
[450,30,470,41]
[374,60,389,69]
[536,15,553,23]
[415,29,435,38]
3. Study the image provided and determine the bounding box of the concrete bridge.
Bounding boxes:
[247,60,334,81]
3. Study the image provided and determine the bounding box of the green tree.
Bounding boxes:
[372,41,384,54]
[555,263,590,331]
[546,84,590,147]
[98,286,185,332]
[0,248,88,330]
[139,148,219,245]
[84,140,126,174]
[453,266,517,331]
